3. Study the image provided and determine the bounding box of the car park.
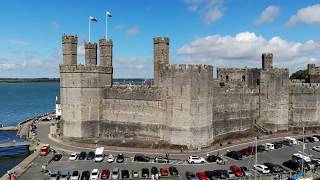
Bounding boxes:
[263,162,284,173]
[116,153,125,163]
[196,171,208,180]
[186,171,198,180]
[111,168,119,179]
[154,156,169,163]
[81,170,90,180]
[188,156,206,164]
[70,170,80,180]
[107,154,114,163]
[160,168,169,176]
[312,146,320,152]
[151,167,159,175]
[79,152,87,160]
[134,154,150,162]
[69,152,78,161]
[169,166,179,175]
[282,160,300,171]
[230,165,244,177]
[254,164,270,174]
[52,153,62,161]
[206,154,223,164]
[90,169,99,180]
[121,170,130,178]
[100,169,110,180]
[141,168,149,178]
[226,151,242,160]
[86,151,95,160]
[49,171,60,180]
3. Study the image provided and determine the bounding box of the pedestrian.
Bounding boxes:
[12,171,16,180]
[155,173,159,180]
[180,147,183,153]
[7,171,12,180]
[151,174,155,180]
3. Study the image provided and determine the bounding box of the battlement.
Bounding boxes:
[104,85,162,101]
[161,64,213,73]
[60,64,112,74]
[153,37,169,44]
[62,35,78,44]
[290,82,320,94]
[85,42,97,49]
[262,52,273,70]
[99,38,113,46]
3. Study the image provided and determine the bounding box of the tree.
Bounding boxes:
[290,69,308,80]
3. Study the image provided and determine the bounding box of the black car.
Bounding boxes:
[80,170,90,180]
[257,145,265,152]
[134,154,150,162]
[121,170,129,178]
[298,138,310,143]
[151,167,158,175]
[225,151,242,160]
[282,160,300,171]
[79,152,87,160]
[186,171,198,180]
[141,168,149,178]
[52,153,63,161]
[273,141,283,149]
[86,151,95,160]
[307,137,316,142]
[169,166,179,175]
[207,155,223,163]
[263,162,284,173]
[282,140,291,146]
[116,153,125,163]
[216,170,228,179]
[204,171,216,179]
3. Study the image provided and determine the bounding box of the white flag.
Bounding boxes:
[89,16,98,22]
[106,11,112,17]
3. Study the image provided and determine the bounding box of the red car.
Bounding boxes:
[230,165,245,177]
[245,147,256,155]
[160,168,169,176]
[100,169,110,179]
[196,171,208,180]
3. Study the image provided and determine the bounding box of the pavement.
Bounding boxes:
[19,121,320,179]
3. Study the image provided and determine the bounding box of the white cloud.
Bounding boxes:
[185,0,224,25]
[51,21,60,29]
[114,24,126,31]
[255,5,280,25]
[114,57,152,78]
[287,4,320,26]
[0,38,31,45]
[177,32,320,72]
[126,26,140,36]
[0,63,16,70]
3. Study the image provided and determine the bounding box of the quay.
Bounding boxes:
[0,126,18,131]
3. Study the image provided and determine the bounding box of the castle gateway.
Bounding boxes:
[59,35,320,148]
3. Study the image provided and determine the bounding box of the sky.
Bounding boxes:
[0,0,320,78]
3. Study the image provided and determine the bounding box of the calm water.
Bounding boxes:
[0,82,59,176]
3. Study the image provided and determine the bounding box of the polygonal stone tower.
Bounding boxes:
[62,35,78,65]
[85,42,97,65]
[153,37,169,86]
[262,53,273,70]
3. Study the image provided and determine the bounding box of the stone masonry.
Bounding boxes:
[60,34,320,148]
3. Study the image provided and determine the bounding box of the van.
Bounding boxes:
[264,143,274,151]
[285,137,298,145]
[94,147,104,162]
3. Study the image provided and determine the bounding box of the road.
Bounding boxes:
[20,121,320,179]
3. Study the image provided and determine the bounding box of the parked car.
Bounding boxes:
[69,152,78,161]
[240,166,253,177]
[107,154,114,163]
[160,168,169,176]
[100,169,110,180]
[196,171,208,180]
[273,141,283,149]
[39,144,50,156]
[151,167,159,175]
[257,145,265,152]
[49,171,60,180]
[134,154,150,162]
[89,169,99,180]
[86,151,95,160]
[207,155,223,164]
[204,171,216,179]
[298,138,310,143]
[263,162,284,173]
[312,146,320,152]
[116,153,124,163]
[80,171,90,180]
[79,152,87,160]
[70,170,80,180]
[111,168,119,180]
[52,153,62,161]
[254,164,270,174]
[132,170,139,178]
[188,156,206,164]
[227,170,235,178]
[230,165,245,177]
[121,170,130,178]
[186,171,198,180]
[154,156,169,163]
[226,151,242,160]
[60,172,70,180]
[141,168,149,178]
[169,166,179,175]
[240,148,255,156]
[216,170,229,179]
[282,160,300,171]
[312,158,320,167]
[264,143,275,151]
[307,136,318,142]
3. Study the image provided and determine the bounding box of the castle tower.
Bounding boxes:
[85,42,97,65]
[308,64,316,75]
[62,35,78,65]
[262,53,273,70]
[153,37,169,86]
[99,39,113,67]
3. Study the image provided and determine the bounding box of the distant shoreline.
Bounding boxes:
[0,78,60,83]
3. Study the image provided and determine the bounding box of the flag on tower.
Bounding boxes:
[106,11,112,17]
[89,16,98,22]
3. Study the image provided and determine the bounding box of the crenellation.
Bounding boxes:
[60,64,112,74]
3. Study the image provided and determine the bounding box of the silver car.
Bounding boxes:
[111,168,119,179]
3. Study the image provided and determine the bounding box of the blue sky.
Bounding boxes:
[0,0,320,78]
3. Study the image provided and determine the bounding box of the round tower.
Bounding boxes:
[85,42,97,65]
[62,35,78,65]
[99,39,113,67]
[153,37,169,86]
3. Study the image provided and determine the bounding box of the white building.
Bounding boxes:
[55,96,61,118]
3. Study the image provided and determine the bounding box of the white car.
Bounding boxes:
[90,169,99,180]
[187,156,206,164]
[69,152,78,161]
[313,137,320,142]
[313,146,320,152]
[111,168,119,179]
[107,154,114,163]
[132,171,139,178]
[254,164,270,174]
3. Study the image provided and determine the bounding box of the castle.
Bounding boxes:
[59,35,320,148]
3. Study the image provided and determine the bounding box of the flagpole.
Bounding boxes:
[106,11,108,40]
[89,17,91,42]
